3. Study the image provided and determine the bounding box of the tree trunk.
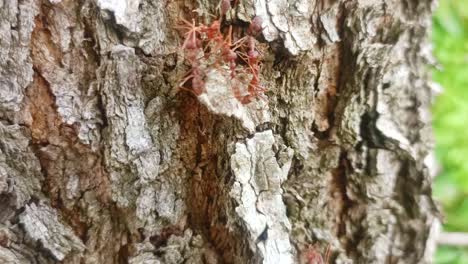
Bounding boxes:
[0,0,439,263]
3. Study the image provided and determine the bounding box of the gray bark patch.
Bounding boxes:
[230,130,294,263]
[19,202,85,261]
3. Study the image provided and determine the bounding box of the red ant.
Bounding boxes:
[248,16,263,36]
[177,18,204,51]
[302,244,331,264]
[179,66,205,96]
[237,35,266,103]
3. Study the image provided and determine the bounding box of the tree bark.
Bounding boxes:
[0,0,439,263]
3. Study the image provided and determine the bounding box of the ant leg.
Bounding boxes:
[179,74,194,87]
[324,245,331,264]
[231,36,247,50]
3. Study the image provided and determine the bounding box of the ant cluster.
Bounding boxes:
[177,0,265,105]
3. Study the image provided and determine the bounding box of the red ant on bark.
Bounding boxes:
[301,244,331,264]
[176,0,265,105]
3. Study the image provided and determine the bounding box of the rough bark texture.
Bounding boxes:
[0,0,439,263]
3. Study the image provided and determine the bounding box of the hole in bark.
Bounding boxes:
[359,111,386,148]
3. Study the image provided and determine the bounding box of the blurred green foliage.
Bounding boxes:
[432,0,468,263]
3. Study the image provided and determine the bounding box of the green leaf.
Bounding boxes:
[432,0,468,262]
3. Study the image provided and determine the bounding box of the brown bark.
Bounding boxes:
[0,0,439,263]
